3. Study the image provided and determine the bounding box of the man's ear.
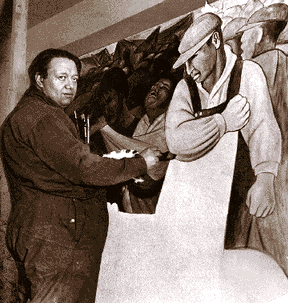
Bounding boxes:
[35,73,44,88]
[211,31,221,49]
[256,26,263,44]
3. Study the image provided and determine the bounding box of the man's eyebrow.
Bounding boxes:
[162,81,172,88]
[57,72,79,77]
[189,54,197,61]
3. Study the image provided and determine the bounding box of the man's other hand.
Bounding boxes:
[140,148,163,180]
[246,173,276,217]
[222,94,250,132]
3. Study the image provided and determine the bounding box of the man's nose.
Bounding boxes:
[151,85,158,94]
[65,78,75,88]
[185,61,194,75]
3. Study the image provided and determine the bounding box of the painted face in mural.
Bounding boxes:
[144,78,173,111]
[226,35,243,58]
[240,26,263,60]
[36,57,78,108]
[185,37,217,84]
[102,89,123,126]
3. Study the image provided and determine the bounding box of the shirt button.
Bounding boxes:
[72,198,76,202]
[70,219,75,223]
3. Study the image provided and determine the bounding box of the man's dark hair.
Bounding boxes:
[28,48,81,86]
[261,20,287,44]
[153,72,178,106]
[206,25,224,46]
[156,72,177,95]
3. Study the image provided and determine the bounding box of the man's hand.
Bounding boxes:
[222,94,250,132]
[246,173,276,217]
[140,147,163,180]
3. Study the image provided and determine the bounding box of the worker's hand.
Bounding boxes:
[140,147,163,180]
[222,94,250,132]
[246,173,276,217]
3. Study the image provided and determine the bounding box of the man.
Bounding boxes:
[122,74,177,213]
[0,49,162,303]
[239,3,288,155]
[235,3,288,275]
[156,13,281,291]
[89,74,177,213]
[133,73,177,152]
[223,17,247,58]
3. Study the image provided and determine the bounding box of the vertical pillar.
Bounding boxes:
[8,0,29,114]
[0,1,29,302]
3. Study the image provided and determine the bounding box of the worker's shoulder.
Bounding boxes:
[242,59,263,71]
[241,59,268,81]
[174,78,190,93]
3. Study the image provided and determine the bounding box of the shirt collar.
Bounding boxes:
[26,86,65,109]
[196,44,237,99]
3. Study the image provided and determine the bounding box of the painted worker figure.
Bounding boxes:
[233,3,288,275]
[122,73,177,214]
[223,17,247,58]
[0,49,163,303]
[88,74,177,213]
[156,13,281,282]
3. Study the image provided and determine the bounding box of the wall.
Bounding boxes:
[26,0,207,66]
[0,1,211,302]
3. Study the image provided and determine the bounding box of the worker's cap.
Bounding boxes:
[223,17,247,41]
[173,13,222,69]
[237,3,288,33]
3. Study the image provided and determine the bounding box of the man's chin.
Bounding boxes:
[60,98,74,108]
[145,100,159,109]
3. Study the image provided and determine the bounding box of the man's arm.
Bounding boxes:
[165,79,249,161]
[26,112,161,187]
[165,79,225,161]
[240,60,282,217]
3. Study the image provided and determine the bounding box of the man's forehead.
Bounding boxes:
[158,78,172,87]
[48,57,78,73]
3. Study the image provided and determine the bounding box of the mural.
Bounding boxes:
[63,0,288,302]
[65,0,288,213]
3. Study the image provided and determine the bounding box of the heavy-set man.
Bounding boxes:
[0,48,162,303]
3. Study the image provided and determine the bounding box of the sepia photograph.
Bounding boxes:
[1,0,288,302]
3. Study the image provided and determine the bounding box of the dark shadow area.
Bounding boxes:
[0,0,13,49]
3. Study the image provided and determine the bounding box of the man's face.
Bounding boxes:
[39,57,78,108]
[240,26,262,60]
[103,89,122,126]
[185,41,217,84]
[144,78,173,111]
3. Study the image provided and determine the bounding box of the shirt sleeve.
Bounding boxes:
[26,112,147,186]
[239,60,281,176]
[165,79,226,161]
